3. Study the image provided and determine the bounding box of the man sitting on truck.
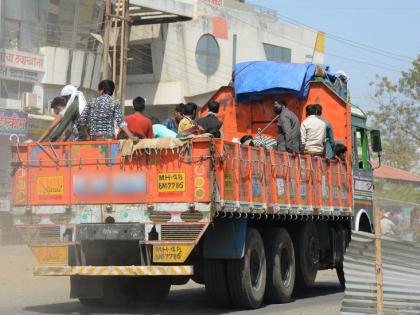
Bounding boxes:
[300,104,326,156]
[334,143,347,161]
[79,80,139,142]
[38,97,68,142]
[162,103,185,133]
[178,102,198,133]
[272,97,300,153]
[196,100,223,138]
[120,97,154,139]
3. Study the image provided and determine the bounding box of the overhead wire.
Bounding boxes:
[202,1,406,73]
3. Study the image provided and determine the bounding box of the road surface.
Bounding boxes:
[0,245,343,315]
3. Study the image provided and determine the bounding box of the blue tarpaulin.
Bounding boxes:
[233,62,318,103]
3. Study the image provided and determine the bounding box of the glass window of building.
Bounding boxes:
[195,34,220,76]
[0,80,33,100]
[263,43,292,63]
[116,44,153,75]
[127,44,153,75]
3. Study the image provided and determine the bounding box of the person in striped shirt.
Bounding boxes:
[240,134,277,151]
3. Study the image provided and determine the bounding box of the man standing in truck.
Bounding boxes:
[300,104,326,156]
[79,80,139,141]
[272,97,300,153]
[314,104,335,158]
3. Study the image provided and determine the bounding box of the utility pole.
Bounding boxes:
[102,0,112,79]
[118,0,130,114]
[374,207,384,315]
[112,0,121,85]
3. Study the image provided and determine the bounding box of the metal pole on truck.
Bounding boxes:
[374,207,384,315]
[120,2,131,115]
[112,0,121,87]
[102,0,112,79]
[118,0,129,113]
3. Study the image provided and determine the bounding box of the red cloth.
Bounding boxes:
[124,113,154,138]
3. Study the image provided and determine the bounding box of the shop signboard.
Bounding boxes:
[0,49,45,72]
[0,111,28,136]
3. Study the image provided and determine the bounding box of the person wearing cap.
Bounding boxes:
[39,85,88,142]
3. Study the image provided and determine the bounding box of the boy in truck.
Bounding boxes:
[38,96,68,142]
[121,97,154,139]
[79,80,139,142]
[196,101,223,138]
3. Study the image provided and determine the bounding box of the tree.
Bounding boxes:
[368,54,420,172]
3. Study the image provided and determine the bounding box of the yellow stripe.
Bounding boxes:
[168,266,177,275]
[34,265,194,276]
[114,266,124,276]
[97,266,107,275]
[147,267,157,276]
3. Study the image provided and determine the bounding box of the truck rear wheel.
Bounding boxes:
[204,259,231,306]
[292,222,319,289]
[263,228,295,303]
[226,228,266,309]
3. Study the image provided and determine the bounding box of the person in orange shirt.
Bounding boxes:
[122,97,154,139]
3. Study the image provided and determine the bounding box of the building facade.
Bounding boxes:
[0,0,104,118]
[124,0,325,118]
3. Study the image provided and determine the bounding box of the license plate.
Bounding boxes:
[153,244,194,263]
[31,245,68,265]
[157,173,186,193]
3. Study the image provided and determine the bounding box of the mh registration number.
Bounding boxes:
[153,245,193,263]
[157,173,186,193]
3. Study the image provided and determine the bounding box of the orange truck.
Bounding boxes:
[10,63,381,309]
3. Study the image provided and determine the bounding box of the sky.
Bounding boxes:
[246,0,420,111]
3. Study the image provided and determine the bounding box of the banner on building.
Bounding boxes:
[0,49,45,72]
[203,0,224,7]
[0,111,28,136]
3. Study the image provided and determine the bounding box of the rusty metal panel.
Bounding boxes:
[341,231,420,314]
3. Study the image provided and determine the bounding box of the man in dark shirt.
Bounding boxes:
[79,80,138,141]
[123,97,154,139]
[272,97,300,153]
[162,103,185,133]
[196,101,223,138]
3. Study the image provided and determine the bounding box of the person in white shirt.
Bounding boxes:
[300,104,326,155]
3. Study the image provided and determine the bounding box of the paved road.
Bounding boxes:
[0,246,343,315]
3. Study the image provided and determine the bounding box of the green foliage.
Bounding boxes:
[374,180,420,204]
[368,54,420,172]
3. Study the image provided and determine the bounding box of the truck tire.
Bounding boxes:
[226,228,266,309]
[263,228,295,303]
[292,222,319,289]
[204,259,231,306]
